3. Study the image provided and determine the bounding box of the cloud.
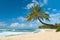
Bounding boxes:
[37,12,60,25]
[0,13,60,29]
[26,0,48,9]
[47,8,51,10]
[10,23,25,27]
[32,0,37,2]
[9,16,41,29]
[43,0,48,4]
[50,13,60,17]
[26,3,34,9]
[39,0,48,7]
[48,13,60,24]
[52,9,57,12]
[1,12,60,29]
[45,11,49,14]
[0,22,7,27]
[26,0,39,9]
[47,8,60,13]
[32,0,38,4]
[10,23,20,27]
[40,3,45,7]
[9,22,40,29]
[0,22,8,29]
[17,16,26,22]
[5,13,60,29]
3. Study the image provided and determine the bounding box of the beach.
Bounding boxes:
[0,29,60,40]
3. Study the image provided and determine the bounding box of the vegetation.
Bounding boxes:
[56,27,60,32]
[38,25,56,29]
[38,24,60,32]
[39,23,59,29]
[26,4,60,32]
[56,24,60,32]
[27,4,54,26]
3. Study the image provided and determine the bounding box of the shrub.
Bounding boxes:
[56,26,60,32]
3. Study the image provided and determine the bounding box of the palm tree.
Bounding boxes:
[27,4,54,26]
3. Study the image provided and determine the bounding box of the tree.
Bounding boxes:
[27,4,54,26]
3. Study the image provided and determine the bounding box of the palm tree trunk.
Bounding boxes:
[38,17,54,26]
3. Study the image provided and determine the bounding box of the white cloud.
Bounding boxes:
[9,22,40,29]
[37,12,60,25]
[26,0,48,9]
[45,11,49,14]
[10,23,20,27]
[26,3,34,9]
[40,3,45,7]
[32,0,38,4]
[10,23,25,27]
[0,12,60,29]
[17,16,26,22]
[32,0,36,2]
[9,16,41,29]
[48,13,60,24]
[43,0,48,4]
[47,8,51,10]
[32,0,48,4]
[1,12,60,29]
[52,9,57,12]
[9,13,60,29]
[39,0,48,7]
[0,22,7,27]
[50,13,60,17]
[26,0,39,9]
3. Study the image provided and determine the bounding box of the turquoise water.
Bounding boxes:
[0,29,45,38]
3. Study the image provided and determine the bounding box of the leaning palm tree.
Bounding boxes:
[27,4,54,26]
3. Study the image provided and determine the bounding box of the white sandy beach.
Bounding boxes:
[0,29,60,40]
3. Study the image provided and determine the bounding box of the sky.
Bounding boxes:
[0,0,60,29]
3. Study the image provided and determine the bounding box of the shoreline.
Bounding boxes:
[0,29,60,40]
[0,29,46,38]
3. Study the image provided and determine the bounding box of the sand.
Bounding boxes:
[0,29,60,40]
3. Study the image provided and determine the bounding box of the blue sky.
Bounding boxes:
[0,0,60,29]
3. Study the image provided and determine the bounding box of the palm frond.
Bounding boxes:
[27,4,50,21]
[27,13,34,21]
[41,13,50,20]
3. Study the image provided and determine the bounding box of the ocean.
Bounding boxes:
[0,29,45,38]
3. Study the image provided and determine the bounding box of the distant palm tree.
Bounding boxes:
[27,4,54,26]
